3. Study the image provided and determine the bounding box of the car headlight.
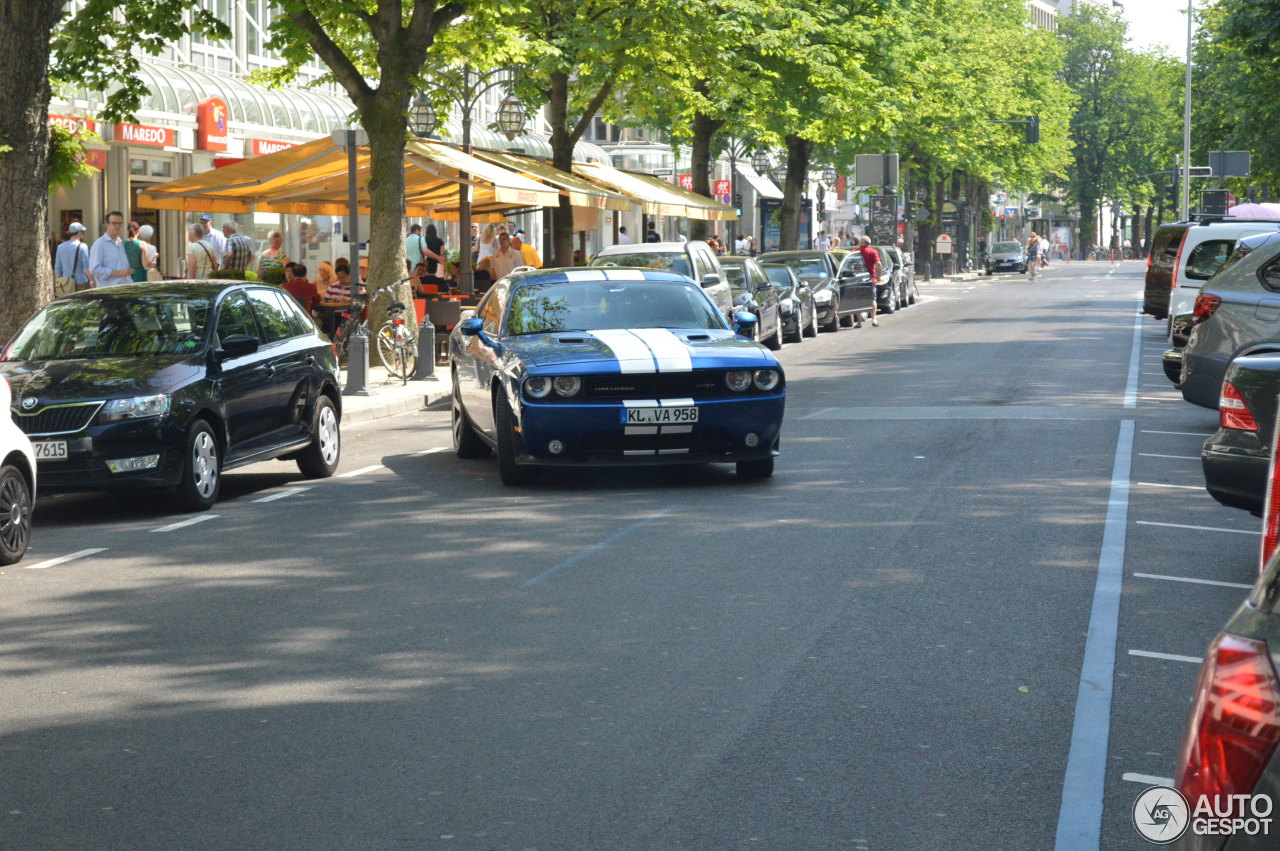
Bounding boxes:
[779,298,795,315]
[553,376,581,397]
[100,394,170,422]
[813,290,832,303]
[725,370,752,392]
[524,376,553,399]
[753,369,781,391]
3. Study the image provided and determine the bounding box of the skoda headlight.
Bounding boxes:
[813,289,833,303]
[100,394,170,422]
[524,376,553,399]
[779,298,795,315]
[725,370,752,393]
[753,369,781,391]
[553,376,581,397]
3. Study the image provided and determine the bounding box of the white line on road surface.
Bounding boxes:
[1136,520,1256,535]
[24,548,107,570]
[1135,482,1204,490]
[1141,430,1213,437]
[1134,572,1253,589]
[522,504,680,588]
[1138,453,1200,460]
[1129,649,1204,665]
[1054,419,1134,850]
[252,488,310,503]
[1122,773,1175,787]
[411,447,447,456]
[337,464,385,478]
[151,515,220,533]
[1124,313,1142,408]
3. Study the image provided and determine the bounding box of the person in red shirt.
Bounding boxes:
[283,263,320,313]
[858,235,882,328]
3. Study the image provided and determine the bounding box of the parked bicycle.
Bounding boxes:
[331,279,418,384]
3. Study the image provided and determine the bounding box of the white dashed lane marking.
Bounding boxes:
[252,488,310,503]
[24,548,108,570]
[337,464,385,478]
[151,515,220,533]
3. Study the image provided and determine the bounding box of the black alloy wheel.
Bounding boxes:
[0,464,32,565]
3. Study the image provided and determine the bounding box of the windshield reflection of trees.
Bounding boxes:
[9,297,211,360]
[506,283,720,333]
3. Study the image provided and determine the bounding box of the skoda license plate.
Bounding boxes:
[33,441,67,460]
[622,406,698,425]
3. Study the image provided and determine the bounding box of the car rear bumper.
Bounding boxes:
[1203,429,1268,515]
[1181,351,1230,410]
[516,394,785,466]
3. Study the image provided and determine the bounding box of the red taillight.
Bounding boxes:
[1220,382,1258,432]
[1263,416,1280,572]
[1192,293,1222,325]
[1177,634,1280,814]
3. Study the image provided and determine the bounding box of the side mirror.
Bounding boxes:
[217,334,259,358]
[458,317,484,337]
[733,311,758,336]
[701,273,722,287]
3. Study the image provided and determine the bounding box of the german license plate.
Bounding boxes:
[622,406,698,425]
[32,441,67,460]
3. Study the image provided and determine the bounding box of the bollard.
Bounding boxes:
[414,315,437,381]
[343,326,372,396]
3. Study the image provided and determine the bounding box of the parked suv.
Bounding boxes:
[1143,218,1280,325]
[590,240,733,322]
[1179,231,1280,409]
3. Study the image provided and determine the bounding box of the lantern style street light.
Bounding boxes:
[751,148,771,174]
[410,94,437,138]
[821,163,838,186]
[774,161,789,184]
[495,93,528,141]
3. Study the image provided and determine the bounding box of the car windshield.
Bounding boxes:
[591,252,691,277]
[3,294,212,360]
[762,255,827,281]
[505,280,725,335]
[992,241,1022,254]
[718,261,749,292]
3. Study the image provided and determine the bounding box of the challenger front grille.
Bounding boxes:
[11,402,103,436]
[583,372,724,400]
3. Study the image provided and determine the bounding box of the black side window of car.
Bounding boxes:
[266,289,313,337]
[216,294,258,343]
[246,290,294,343]
[1184,240,1236,280]
[693,250,714,281]
[1262,258,1280,292]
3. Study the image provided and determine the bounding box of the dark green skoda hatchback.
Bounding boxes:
[0,281,342,510]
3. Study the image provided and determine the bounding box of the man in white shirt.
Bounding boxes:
[814,231,832,251]
[88,211,134,287]
[478,231,521,280]
[616,226,632,245]
[201,214,226,256]
[734,235,748,253]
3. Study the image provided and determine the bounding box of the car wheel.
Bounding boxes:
[839,312,854,328]
[765,318,783,351]
[803,305,818,338]
[296,395,341,478]
[882,289,897,314]
[0,464,32,565]
[736,456,774,480]
[823,300,840,332]
[785,315,802,344]
[453,374,490,459]
[175,419,220,511]
[495,390,539,486]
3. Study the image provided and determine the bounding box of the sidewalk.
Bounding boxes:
[337,360,454,426]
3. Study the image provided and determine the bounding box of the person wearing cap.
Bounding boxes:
[200,214,226,257]
[55,221,91,289]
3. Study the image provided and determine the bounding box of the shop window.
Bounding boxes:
[150,161,173,178]
[130,159,147,176]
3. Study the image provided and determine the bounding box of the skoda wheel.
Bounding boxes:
[176,419,220,511]
[0,464,32,565]
[297,395,341,478]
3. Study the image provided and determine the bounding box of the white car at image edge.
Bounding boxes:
[0,375,35,564]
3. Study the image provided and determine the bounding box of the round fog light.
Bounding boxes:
[744,432,760,448]
[548,439,565,455]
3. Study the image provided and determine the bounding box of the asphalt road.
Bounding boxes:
[0,260,1258,850]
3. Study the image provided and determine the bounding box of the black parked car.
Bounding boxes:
[760,264,817,342]
[1201,352,1280,516]
[760,251,872,332]
[720,256,783,350]
[1,281,343,511]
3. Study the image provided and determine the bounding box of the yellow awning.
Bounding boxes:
[471,149,633,212]
[572,162,738,221]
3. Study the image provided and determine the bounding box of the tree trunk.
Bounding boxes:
[778,135,812,251]
[0,0,60,340]
[687,110,723,243]
[1079,196,1097,256]
[547,72,576,269]
[362,96,411,331]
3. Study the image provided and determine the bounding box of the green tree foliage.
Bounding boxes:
[47,124,101,192]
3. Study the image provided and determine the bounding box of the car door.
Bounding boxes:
[212,292,278,458]
[246,288,315,443]
[836,253,874,312]
[691,246,733,322]
[749,261,780,337]
[460,282,509,437]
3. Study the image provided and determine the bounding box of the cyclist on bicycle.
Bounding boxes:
[1025,232,1041,281]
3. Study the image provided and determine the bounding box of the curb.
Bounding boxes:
[339,376,453,426]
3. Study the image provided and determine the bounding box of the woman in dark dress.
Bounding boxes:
[422,224,447,286]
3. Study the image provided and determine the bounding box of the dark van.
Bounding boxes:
[1142,222,1191,320]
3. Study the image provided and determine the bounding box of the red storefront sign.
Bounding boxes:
[251,138,297,156]
[836,175,847,195]
[678,174,693,191]
[83,150,107,170]
[49,114,97,135]
[115,122,175,147]
[213,158,246,169]
[196,97,230,152]
[714,179,731,196]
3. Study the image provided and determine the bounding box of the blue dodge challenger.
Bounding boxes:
[449,268,785,485]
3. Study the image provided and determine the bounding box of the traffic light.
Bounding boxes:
[733,192,742,216]
[1025,115,1040,145]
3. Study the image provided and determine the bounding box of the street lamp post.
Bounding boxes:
[752,149,771,252]
[720,137,755,249]
[414,66,527,294]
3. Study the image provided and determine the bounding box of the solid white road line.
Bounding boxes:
[24,547,108,570]
[1135,520,1256,535]
[1133,572,1253,589]
[1124,314,1142,408]
[1129,649,1204,664]
[252,488,310,503]
[1137,453,1200,460]
[337,464,385,478]
[151,515,220,533]
[1141,430,1213,437]
[1122,773,1175,787]
[411,447,447,456]
[1135,482,1204,490]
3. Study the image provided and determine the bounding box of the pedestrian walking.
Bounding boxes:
[221,221,254,273]
[814,231,832,251]
[476,223,498,267]
[616,226,632,245]
[138,224,161,280]
[857,235,881,327]
[734,234,748,253]
[123,221,149,282]
[54,221,91,295]
[644,222,660,243]
[186,222,219,278]
[89,212,134,287]
[422,224,446,280]
[200,214,226,256]
[405,223,426,272]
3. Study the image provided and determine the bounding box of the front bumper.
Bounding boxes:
[989,259,1024,271]
[514,394,785,466]
[27,417,186,493]
[1203,428,1268,515]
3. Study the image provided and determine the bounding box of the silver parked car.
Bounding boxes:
[1179,231,1280,409]
[590,240,734,323]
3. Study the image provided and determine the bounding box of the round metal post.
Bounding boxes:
[343,325,371,396]
[414,314,437,380]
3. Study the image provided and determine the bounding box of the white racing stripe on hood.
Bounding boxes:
[630,328,693,373]
[589,329,657,373]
